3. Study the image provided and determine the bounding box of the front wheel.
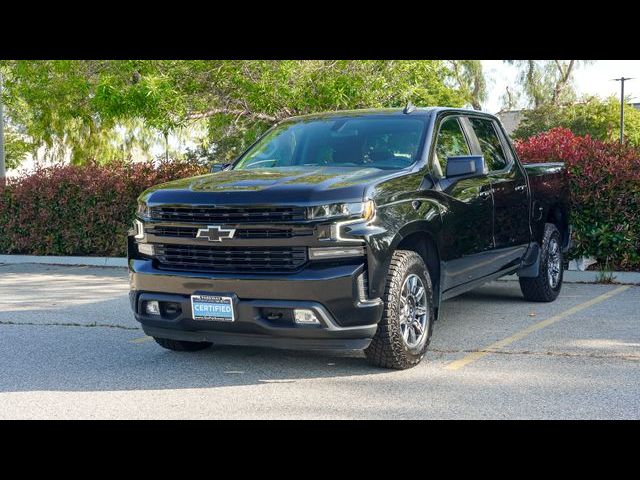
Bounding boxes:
[519,223,563,302]
[365,250,434,369]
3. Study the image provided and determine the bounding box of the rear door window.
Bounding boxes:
[468,117,508,172]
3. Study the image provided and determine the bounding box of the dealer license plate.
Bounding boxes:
[190,294,235,322]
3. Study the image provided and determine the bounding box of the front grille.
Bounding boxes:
[150,206,307,223]
[235,228,313,239]
[148,226,195,238]
[155,244,308,273]
[148,226,313,239]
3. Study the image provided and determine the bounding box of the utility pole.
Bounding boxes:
[0,72,5,181]
[614,77,634,145]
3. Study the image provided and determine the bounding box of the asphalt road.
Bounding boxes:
[0,263,638,419]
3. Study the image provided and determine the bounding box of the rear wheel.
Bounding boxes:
[519,223,563,302]
[153,337,212,352]
[365,250,434,369]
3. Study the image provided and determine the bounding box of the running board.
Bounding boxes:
[441,266,520,301]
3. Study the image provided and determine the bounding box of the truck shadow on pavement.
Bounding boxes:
[0,312,386,393]
[0,336,385,393]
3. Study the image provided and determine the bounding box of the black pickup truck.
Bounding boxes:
[128,107,570,369]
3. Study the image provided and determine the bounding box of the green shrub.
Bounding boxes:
[0,161,207,256]
[513,96,640,146]
[515,128,640,271]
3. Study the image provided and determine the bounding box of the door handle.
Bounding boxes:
[515,184,527,192]
[479,189,493,198]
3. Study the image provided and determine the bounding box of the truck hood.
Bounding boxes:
[140,166,398,206]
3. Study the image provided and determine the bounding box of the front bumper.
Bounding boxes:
[129,258,383,350]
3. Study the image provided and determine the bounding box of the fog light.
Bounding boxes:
[138,243,155,256]
[293,309,319,324]
[145,301,161,316]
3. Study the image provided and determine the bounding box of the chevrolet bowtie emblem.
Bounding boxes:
[196,225,236,242]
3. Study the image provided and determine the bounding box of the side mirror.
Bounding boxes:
[445,155,487,178]
[210,163,230,173]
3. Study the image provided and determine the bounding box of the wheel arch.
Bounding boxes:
[387,225,442,313]
[546,203,570,250]
[396,232,440,299]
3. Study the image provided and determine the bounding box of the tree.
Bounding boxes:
[506,60,588,108]
[449,60,487,110]
[551,60,577,105]
[498,85,520,113]
[513,95,640,145]
[3,130,32,170]
[191,60,468,161]
[0,60,467,166]
[0,60,181,166]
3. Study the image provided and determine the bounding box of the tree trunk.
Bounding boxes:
[164,132,169,162]
[527,60,541,109]
[552,60,575,105]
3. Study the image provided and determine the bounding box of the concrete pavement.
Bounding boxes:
[0,263,638,419]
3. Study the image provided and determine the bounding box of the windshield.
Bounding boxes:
[233,116,427,171]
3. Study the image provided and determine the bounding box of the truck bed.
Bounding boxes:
[524,162,570,250]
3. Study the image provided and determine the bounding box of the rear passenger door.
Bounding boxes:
[467,116,530,271]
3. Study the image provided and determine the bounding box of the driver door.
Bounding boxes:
[432,116,495,291]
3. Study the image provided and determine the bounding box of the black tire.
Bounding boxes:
[364,250,434,369]
[519,223,563,302]
[153,336,212,352]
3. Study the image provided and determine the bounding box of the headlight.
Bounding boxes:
[308,200,375,221]
[133,219,145,240]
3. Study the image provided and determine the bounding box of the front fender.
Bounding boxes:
[365,198,443,299]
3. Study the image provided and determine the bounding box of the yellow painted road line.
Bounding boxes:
[129,336,153,344]
[445,285,631,371]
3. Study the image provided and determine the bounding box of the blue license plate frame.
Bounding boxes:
[190,294,235,322]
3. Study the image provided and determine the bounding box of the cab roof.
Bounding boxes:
[283,107,497,123]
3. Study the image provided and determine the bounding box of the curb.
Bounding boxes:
[499,271,640,285]
[0,255,127,268]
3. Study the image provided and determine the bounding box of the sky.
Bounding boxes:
[481,60,640,113]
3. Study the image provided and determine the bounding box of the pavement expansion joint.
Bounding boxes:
[431,347,640,362]
[0,320,141,330]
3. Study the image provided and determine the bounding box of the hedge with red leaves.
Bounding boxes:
[0,161,207,257]
[515,128,640,270]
